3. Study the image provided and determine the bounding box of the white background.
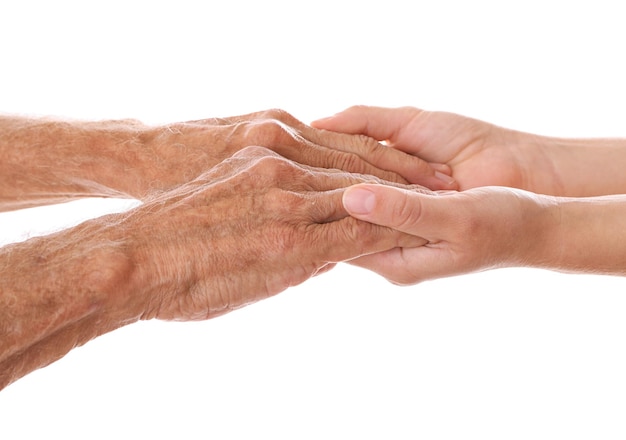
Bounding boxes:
[1,1,626,438]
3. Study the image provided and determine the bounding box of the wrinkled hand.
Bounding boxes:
[133,109,456,199]
[313,106,555,193]
[121,147,429,320]
[340,183,555,285]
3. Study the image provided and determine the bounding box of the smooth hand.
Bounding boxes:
[313,106,558,194]
[340,183,556,284]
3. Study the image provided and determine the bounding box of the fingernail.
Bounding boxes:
[435,171,456,186]
[431,163,452,173]
[343,187,376,215]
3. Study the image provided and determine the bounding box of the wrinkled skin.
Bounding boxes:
[312,105,554,194]
[134,109,456,199]
[0,146,431,388]
[125,146,430,320]
[0,109,454,213]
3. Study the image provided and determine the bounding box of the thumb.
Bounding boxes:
[342,184,446,237]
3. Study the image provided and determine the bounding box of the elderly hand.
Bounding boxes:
[132,109,456,198]
[0,109,456,211]
[129,146,428,320]
[1,147,429,388]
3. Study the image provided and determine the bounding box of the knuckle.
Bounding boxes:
[261,108,296,123]
[340,132,380,154]
[391,192,424,230]
[252,154,284,173]
[333,151,366,174]
[341,218,375,247]
[247,119,291,146]
[359,135,390,162]
[347,104,368,114]
[358,133,381,149]
[249,154,298,184]
[232,145,274,159]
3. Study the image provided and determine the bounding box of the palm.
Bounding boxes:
[389,111,526,190]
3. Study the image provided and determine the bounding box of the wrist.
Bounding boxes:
[0,215,145,388]
[527,194,626,275]
[495,191,561,269]
[507,131,566,196]
[78,213,152,322]
[73,119,155,199]
[0,116,153,209]
[536,136,626,197]
[519,194,565,269]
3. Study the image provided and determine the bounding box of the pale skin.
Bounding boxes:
[0,109,445,390]
[313,105,626,284]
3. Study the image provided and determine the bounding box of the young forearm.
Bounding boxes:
[0,116,150,211]
[535,194,626,275]
[537,136,626,197]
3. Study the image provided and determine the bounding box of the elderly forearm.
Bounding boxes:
[0,116,153,211]
[0,110,452,214]
[0,215,143,389]
[0,143,433,389]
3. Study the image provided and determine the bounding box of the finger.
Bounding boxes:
[302,189,351,224]
[218,108,453,188]
[201,108,456,189]
[217,112,414,185]
[297,182,390,225]
[348,241,469,285]
[298,161,427,192]
[342,183,452,238]
[275,142,412,185]
[348,248,430,286]
[304,184,432,229]
[311,105,421,143]
[311,108,456,190]
[311,216,425,264]
[366,155,457,190]
[301,131,456,190]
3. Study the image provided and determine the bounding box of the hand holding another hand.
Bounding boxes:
[313,105,558,195]
[122,147,428,320]
[341,183,557,285]
[315,105,626,284]
[0,146,430,388]
[130,109,456,200]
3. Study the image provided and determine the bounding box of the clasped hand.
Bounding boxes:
[6,105,621,390]
[123,146,427,320]
[127,108,455,199]
[313,106,567,284]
